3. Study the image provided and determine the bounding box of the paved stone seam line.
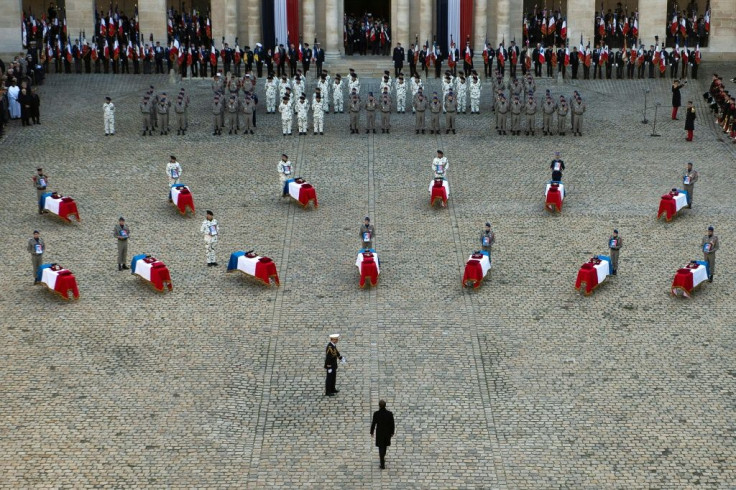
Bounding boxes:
[437,132,509,489]
[246,136,301,487]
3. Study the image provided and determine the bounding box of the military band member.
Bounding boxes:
[278,154,293,197]
[241,93,255,135]
[167,155,182,190]
[702,226,719,282]
[525,95,537,136]
[414,92,427,133]
[324,333,344,396]
[333,74,344,113]
[395,74,407,113]
[33,167,49,214]
[683,162,699,208]
[200,210,219,266]
[312,94,325,135]
[456,74,468,114]
[28,230,45,284]
[114,217,130,271]
[550,152,565,182]
[556,95,569,136]
[349,91,361,134]
[469,74,482,114]
[445,92,457,134]
[279,96,293,136]
[365,92,377,134]
[380,90,392,133]
[212,93,224,136]
[608,229,622,275]
[480,222,495,258]
[433,150,448,178]
[510,95,522,135]
[429,94,441,134]
[360,216,376,249]
[295,94,310,135]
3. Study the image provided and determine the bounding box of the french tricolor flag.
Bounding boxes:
[262,0,299,49]
[437,0,473,56]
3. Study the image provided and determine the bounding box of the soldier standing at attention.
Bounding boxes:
[103,96,115,136]
[265,75,277,113]
[684,100,696,142]
[333,74,344,113]
[456,74,468,114]
[360,216,375,249]
[496,93,509,135]
[365,92,377,134]
[429,93,441,134]
[542,94,556,136]
[572,95,586,136]
[278,154,293,198]
[140,95,152,136]
[525,94,537,136]
[33,167,49,214]
[480,222,495,258]
[433,150,448,178]
[312,94,325,135]
[175,92,188,135]
[550,152,565,182]
[279,95,293,136]
[28,230,45,284]
[608,229,622,275]
[114,217,130,271]
[241,93,255,135]
[510,94,522,135]
[212,93,224,136]
[324,333,344,396]
[349,91,361,134]
[683,162,699,209]
[702,226,719,282]
[395,74,407,114]
[295,94,310,136]
[556,96,569,136]
[200,211,219,267]
[167,155,182,190]
[380,89,391,133]
[414,92,427,134]
[157,93,171,135]
[226,95,240,134]
[445,91,457,134]
[469,73,482,114]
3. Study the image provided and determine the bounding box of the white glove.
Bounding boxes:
[327,369,332,374]
[341,357,347,364]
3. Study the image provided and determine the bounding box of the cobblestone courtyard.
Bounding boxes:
[1,66,735,488]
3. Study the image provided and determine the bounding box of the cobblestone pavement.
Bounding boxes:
[1,64,735,488]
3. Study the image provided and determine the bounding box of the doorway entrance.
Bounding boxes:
[344,0,391,55]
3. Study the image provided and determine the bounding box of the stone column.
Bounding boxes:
[566,0,595,50]
[0,0,23,56]
[64,0,95,43]
[303,0,316,44]
[637,0,667,47]
[324,0,340,56]
[139,0,167,44]
[211,0,239,45]
[708,0,736,55]
[396,0,410,47]
[493,0,522,47]
[420,0,433,46]
[473,0,487,50]
[247,0,262,48]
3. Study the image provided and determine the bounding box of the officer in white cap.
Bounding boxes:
[324,334,345,396]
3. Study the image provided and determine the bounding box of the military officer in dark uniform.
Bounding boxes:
[324,333,344,396]
[608,229,622,275]
[370,400,395,469]
[702,226,719,282]
[392,42,404,77]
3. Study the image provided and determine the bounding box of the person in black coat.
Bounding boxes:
[370,400,395,469]
[684,100,696,141]
[671,79,685,119]
[392,43,404,77]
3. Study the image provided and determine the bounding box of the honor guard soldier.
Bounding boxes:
[572,95,586,136]
[525,94,537,135]
[212,93,224,136]
[241,93,255,135]
[683,162,699,208]
[469,73,482,114]
[200,211,219,267]
[480,222,495,258]
[455,74,468,114]
[292,74,305,101]
[265,75,278,113]
[103,96,115,136]
[414,92,427,133]
[441,73,454,111]
[279,95,293,136]
[278,154,293,197]
[333,74,344,113]
[365,92,377,134]
[608,229,622,275]
[556,96,569,136]
[33,167,49,214]
[445,91,457,134]
[395,74,407,113]
[410,74,423,113]
[157,93,171,135]
[317,72,331,112]
[348,69,361,95]
[510,95,522,135]
[542,94,557,135]
[433,150,448,178]
[550,152,565,181]
[349,90,361,134]
[175,90,190,135]
[114,217,130,271]
[495,93,509,135]
[312,94,325,135]
[429,93,441,134]
[360,216,375,249]
[380,89,392,133]
[140,95,153,136]
[167,155,183,190]
[295,94,310,135]
[226,94,240,134]
[278,74,291,100]
[702,226,719,282]
[324,333,345,396]
[28,230,45,284]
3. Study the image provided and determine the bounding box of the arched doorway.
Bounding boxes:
[594,1,639,50]
[344,1,391,55]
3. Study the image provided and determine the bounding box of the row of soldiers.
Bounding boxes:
[491,89,586,136]
[139,86,191,135]
[209,73,258,135]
